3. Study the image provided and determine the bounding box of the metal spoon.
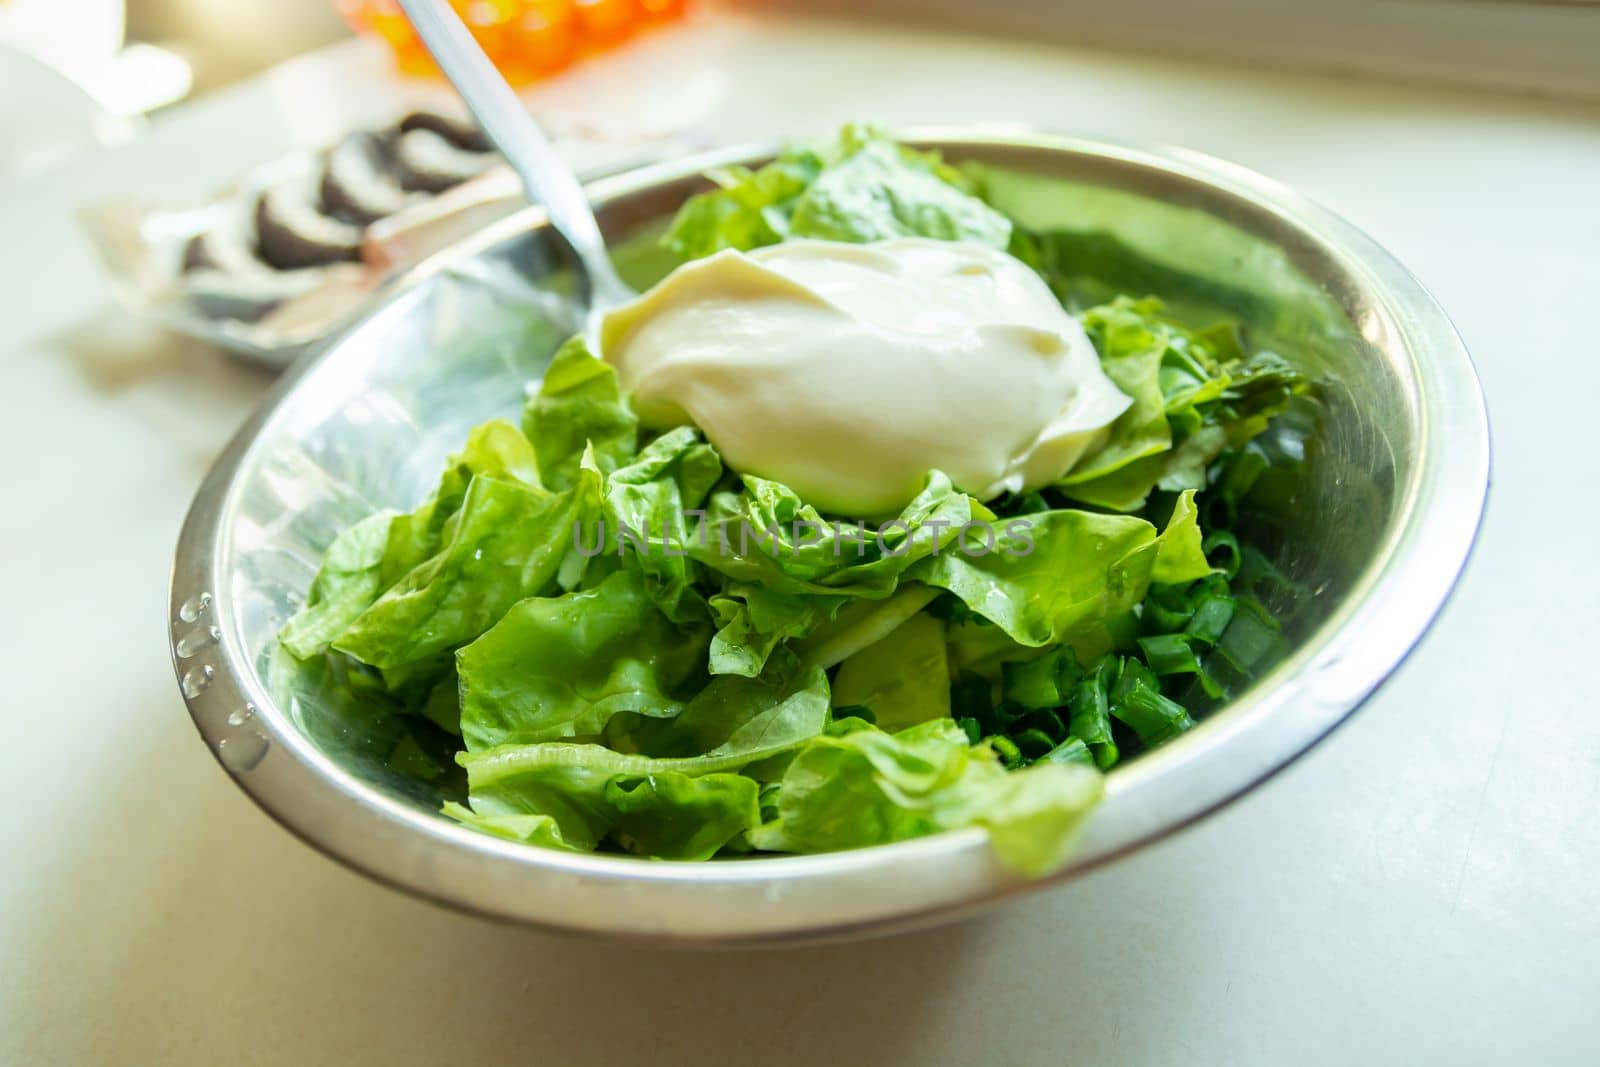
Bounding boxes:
[395,0,635,326]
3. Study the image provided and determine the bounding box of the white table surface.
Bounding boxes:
[3,11,1598,1065]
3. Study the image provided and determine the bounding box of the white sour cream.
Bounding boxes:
[599,237,1130,516]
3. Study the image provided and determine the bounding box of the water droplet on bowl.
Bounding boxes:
[218,731,269,773]
[174,624,221,658]
[178,592,212,623]
[227,703,257,728]
[180,664,214,698]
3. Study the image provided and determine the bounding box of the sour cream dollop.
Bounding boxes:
[599,237,1130,516]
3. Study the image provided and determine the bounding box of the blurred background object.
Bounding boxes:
[0,0,694,129]
[6,0,1594,115]
[0,0,193,175]
[336,0,689,84]
[0,0,193,117]
[122,0,346,94]
[747,0,1600,100]
[0,44,134,177]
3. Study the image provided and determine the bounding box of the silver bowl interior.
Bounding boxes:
[170,131,1488,945]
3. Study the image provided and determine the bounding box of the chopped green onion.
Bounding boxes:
[1067,657,1121,770]
[1002,654,1063,709]
[1021,706,1065,741]
[1002,490,1051,516]
[1143,578,1203,631]
[1215,599,1284,672]
[1218,445,1269,504]
[1013,728,1058,760]
[1110,659,1196,747]
[1183,594,1236,645]
[1202,530,1242,578]
[1143,592,1192,632]
[1105,611,1140,653]
[988,735,1024,769]
[758,782,783,822]
[1203,493,1238,533]
[1041,737,1095,767]
[1137,633,1204,676]
[992,701,1031,733]
[1001,648,1082,709]
[1196,649,1252,700]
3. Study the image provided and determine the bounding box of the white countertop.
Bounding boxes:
[3,12,1598,1065]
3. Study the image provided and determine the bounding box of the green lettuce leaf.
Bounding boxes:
[913,496,1211,649]
[1151,490,1211,585]
[686,471,979,676]
[829,610,950,731]
[706,585,847,678]
[444,748,759,860]
[787,137,1011,248]
[456,569,709,750]
[1059,298,1310,512]
[522,335,638,491]
[278,511,396,660]
[605,658,830,766]
[663,125,1010,260]
[1058,300,1174,490]
[909,509,1158,648]
[660,151,823,260]
[689,470,984,597]
[279,420,545,662]
[333,457,603,681]
[446,660,831,858]
[597,426,723,623]
[380,419,542,588]
[751,717,1102,875]
[791,584,942,671]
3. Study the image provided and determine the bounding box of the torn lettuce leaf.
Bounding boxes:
[706,585,848,678]
[663,125,1010,260]
[689,470,984,596]
[380,419,542,588]
[685,471,980,677]
[1059,297,1312,512]
[447,661,831,859]
[522,335,638,490]
[751,717,1102,876]
[456,569,709,750]
[333,456,602,681]
[911,510,1152,648]
[278,511,397,660]
[829,610,950,732]
[603,656,830,766]
[1058,299,1174,488]
[910,491,1210,650]
[786,137,1012,248]
[445,749,760,860]
[280,419,542,662]
[598,425,723,624]
[1151,490,1211,585]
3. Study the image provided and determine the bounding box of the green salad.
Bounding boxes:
[278,127,1317,876]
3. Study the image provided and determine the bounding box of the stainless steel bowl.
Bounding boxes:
[169,129,1489,946]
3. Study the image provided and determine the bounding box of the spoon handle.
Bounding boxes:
[396,0,633,308]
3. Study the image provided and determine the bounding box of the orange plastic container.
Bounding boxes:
[336,0,688,83]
